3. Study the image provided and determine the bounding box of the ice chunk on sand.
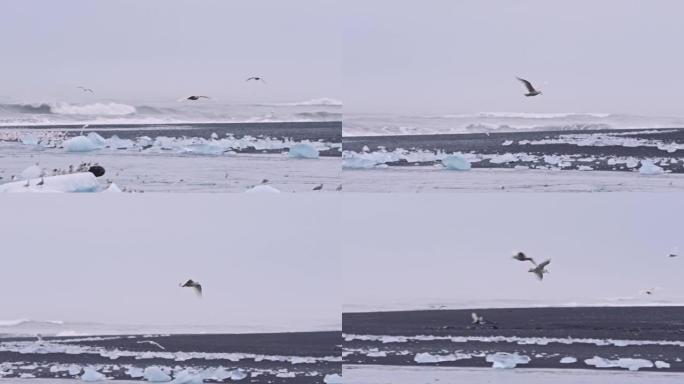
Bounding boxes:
[144,366,172,382]
[288,143,320,159]
[20,134,40,145]
[485,352,531,368]
[171,370,203,384]
[343,157,379,169]
[414,352,471,363]
[103,183,122,193]
[323,373,343,383]
[21,164,42,179]
[489,153,518,164]
[502,140,514,146]
[126,367,144,378]
[229,370,247,381]
[180,143,225,155]
[63,135,102,152]
[584,356,653,371]
[560,356,577,364]
[442,154,471,171]
[655,361,671,369]
[81,367,106,382]
[245,185,281,194]
[87,132,107,146]
[639,160,665,175]
[0,172,100,193]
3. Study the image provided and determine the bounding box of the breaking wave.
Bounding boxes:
[344,112,684,136]
[262,98,342,107]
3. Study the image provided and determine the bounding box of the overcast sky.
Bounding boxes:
[0,0,339,104]
[344,0,684,116]
[0,196,340,332]
[343,193,684,311]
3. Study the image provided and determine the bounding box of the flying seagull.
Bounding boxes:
[77,86,94,93]
[516,77,542,97]
[512,251,536,265]
[246,76,266,84]
[528,259,551,280]
[471,312,484,325]
[183,96,210,101]
[180,279,202,297]
[312,184,323,191]
[137,340,166,350]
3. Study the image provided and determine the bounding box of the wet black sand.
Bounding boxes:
[343,307,684,372]
[343,128,684,172]
[3,121,342,157]
[0,331,341,383]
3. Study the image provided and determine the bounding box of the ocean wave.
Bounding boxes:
[0,102,136,116]
[344,112,684,136]
[264,98,342,107]
[0,319,65,327]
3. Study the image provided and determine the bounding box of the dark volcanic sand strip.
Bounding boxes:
[343,307,684,372]
[0,331,341,383]
[343,128,684,172]
[4,121,342,143]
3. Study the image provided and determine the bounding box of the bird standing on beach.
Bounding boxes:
[246,76,266,84]
[529,259,551,280]
[516,77,542,97]
[180,279,203,297]
[512,252,536,265]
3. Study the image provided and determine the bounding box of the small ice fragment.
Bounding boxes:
[171,370,203,384]
[103,183,122,193]
[655,360,671,369]
[323,373,343,383]
[64,135,102,152]
[288,143,320,159]
[485,352,531,368]
[229,369,247,381]
[143,366,172,382]
[560,356,577,364]
[81,367,106,382]
[245,185,281,193]
[20,134,40,145]
[639,160,665,175]
[442,154,471,171]
[502,140,513,146]
[126,367,144,378]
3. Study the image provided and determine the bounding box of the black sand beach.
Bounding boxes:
[343,307,684,371]
[0,331,341,383]
[3,121,342,157]
[343,127,684,171]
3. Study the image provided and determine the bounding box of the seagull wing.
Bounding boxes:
[516,77,537,93]
[246,77,256,81]
[198,96,210,99]
[538,259,551,268]
[260,78,267,84]
[528,257,537,265]
[181,279,193,287]
[194,284,202,297]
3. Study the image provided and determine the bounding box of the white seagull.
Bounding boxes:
[516,77,542,97]
[180,279,202,297]
[528,259,551,280]
[471,312,484,325]
[136,340,166,350]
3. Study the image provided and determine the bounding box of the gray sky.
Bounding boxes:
[344,0,684,116]
[0,0,339,104]
[343,194,684,311]
[0,196,339,331]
